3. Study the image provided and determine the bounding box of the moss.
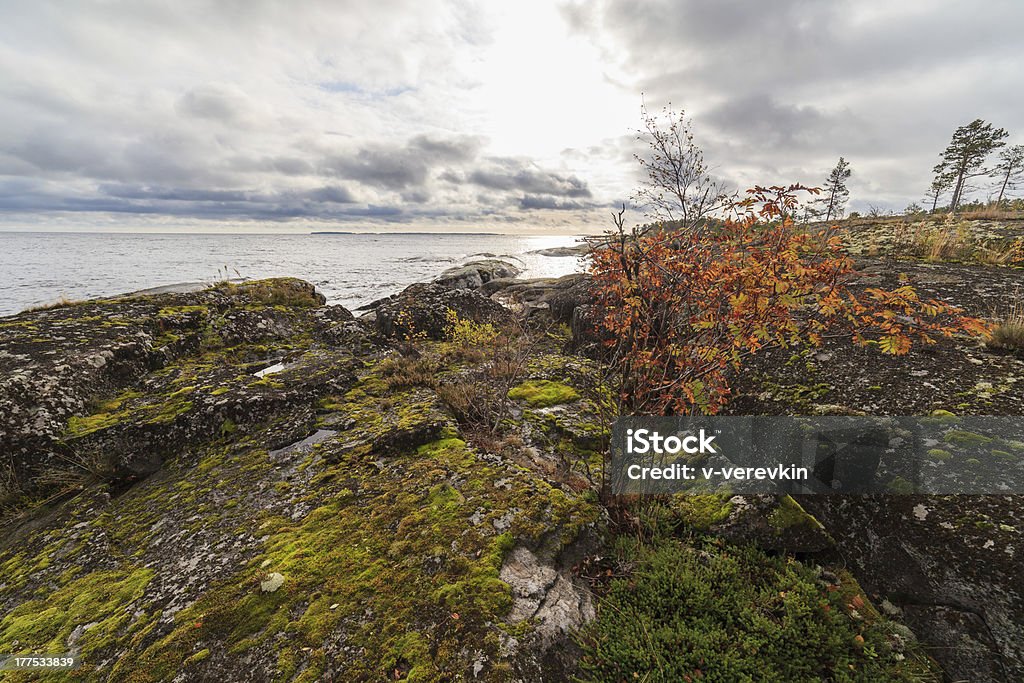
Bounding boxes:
[66,411,122,437]
[507,380,580,408]
[66,389,144,437]
[417,437,467,458]
[317,396,345,412]
[927,448,952,462]
[768,495,823,531]
[759,379,832,409]
[669,494,734,530]
[0,567,153,666]
[887,476,916,494]
[943,430,994,446]
[115,419,597,681]
[157,305,209,317]
[926,409,959,425]
[65,383,194,439]
[220,418,238,436]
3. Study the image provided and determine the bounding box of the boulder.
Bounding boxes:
[367,282,511,340]
[434,259,521,290]
[545,274,594,324]
[0,278,333,504]
[0,297,603,680]
[481,274,590,320]
[477,273,606,352]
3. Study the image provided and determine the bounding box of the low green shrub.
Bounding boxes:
[576,536,935,682]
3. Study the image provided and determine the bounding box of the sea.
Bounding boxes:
[0,232,587,317]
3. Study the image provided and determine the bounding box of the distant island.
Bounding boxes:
[311,230,503,236]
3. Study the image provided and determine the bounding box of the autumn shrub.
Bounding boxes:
[590,185,989,415]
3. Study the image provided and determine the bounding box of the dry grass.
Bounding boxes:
[0,462,26,509]
[987,319,1024,352]
[378,353,439,390]
[986,294,1024,353]
[987,305,1024,358]
[24,294,80,312]
[35,449,117,489]
[976,240,1024,266]
[906,224,974,262]
[435,379,504,428]
[955,207,1024,221]
[897,222,1024,266]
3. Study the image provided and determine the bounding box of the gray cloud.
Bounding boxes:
[467,159,593,198]
[176,85,252,124]
[322,135,483,190]
[564,0,1024,210]
[518,194,595,211]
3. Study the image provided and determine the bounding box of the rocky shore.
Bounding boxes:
[1,243,1022,681]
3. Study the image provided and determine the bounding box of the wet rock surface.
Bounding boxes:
[527,244,590,257]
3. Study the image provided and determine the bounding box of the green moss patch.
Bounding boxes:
[507,380,580,408]
[768,495,823,531]
[0,567,153,665]
[669,494,734,530]
[943,430,994,447]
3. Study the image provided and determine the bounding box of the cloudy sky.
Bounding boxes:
[1,0,1021,233]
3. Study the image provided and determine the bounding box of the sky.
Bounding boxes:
[0,0,1021,233]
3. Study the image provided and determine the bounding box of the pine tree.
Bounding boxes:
[992,145,1024,205]
[813,157,851,221]
[924,175,950,212]
[932,119,1007,211]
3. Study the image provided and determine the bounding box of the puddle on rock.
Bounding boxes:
[253,362,286,378]
[268,429,338,460]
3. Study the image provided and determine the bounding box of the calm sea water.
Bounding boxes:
[0,232,586,317]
